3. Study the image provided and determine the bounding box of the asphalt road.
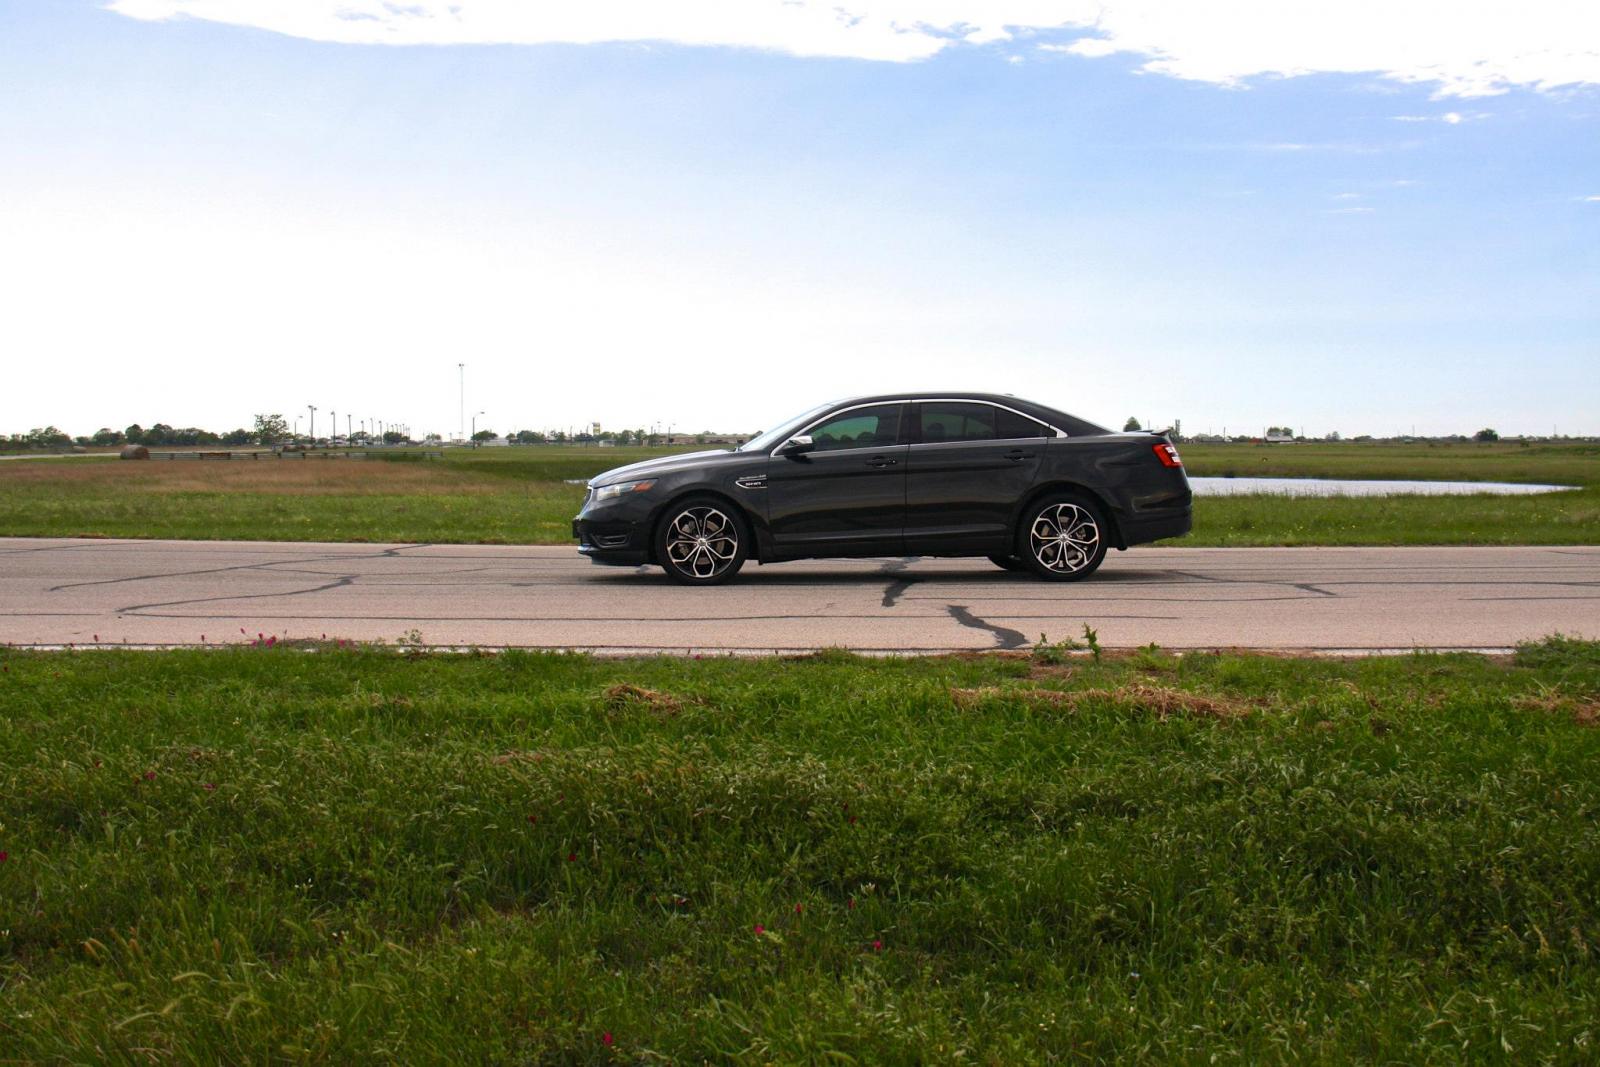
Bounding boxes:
[3,537,1597,653]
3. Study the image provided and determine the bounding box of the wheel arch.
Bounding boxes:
[646,489,762,565]
[1013,481,1126,550]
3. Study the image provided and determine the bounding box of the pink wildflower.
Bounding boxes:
[872,939,883,952]
[601,1032,613,1047]
[753,924,765,936]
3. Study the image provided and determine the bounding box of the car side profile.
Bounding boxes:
[572,393,1191,584]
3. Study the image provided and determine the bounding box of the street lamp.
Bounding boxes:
[472,411,485,446]
[458,362,465,443]
[308,404,317,443]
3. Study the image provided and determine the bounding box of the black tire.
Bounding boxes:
[988,554,1028,573]
[654,496,748,585]
[1015,492,1108,582]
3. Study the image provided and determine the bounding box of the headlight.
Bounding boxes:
[592,479,656,502]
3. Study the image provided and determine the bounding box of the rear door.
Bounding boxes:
[764,402,910,556]
[903,401,1049,554]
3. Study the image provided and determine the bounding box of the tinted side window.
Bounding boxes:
[919,402,997,443]
[807,405,902,451]
[995,407,1050,439]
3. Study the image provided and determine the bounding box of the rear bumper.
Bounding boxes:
[1118,506,1191,546]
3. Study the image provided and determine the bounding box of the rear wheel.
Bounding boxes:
[1016,493,1108,581]
[655,497,748,585]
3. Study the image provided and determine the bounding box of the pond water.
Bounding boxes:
[1188,477,1575,497]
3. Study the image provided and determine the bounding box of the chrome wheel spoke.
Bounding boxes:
[1028,503,1099,574]
[665,506,739,579]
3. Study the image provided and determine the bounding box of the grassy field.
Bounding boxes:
[2,639,1598,1060]
[0,441,1595,547]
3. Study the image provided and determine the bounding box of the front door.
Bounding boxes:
[765,403,909,557]
[904,401,1048,554]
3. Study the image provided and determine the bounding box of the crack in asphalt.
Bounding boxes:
[48,543,435,592]
[946,604,1029,650]
[117,576,357,614]
[879,556,922,607]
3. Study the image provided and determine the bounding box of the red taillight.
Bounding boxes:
[1153,442,1183,468]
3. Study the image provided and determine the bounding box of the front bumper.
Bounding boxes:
[573,495,654,565]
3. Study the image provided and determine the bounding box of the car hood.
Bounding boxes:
[588,449,739,487]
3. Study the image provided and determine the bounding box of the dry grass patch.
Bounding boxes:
[0,458,499,495]
[952,683,1249,720]
[1513,691,1600,727]
[603,683,700,716]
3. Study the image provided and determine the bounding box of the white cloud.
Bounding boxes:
[1583,195,1600,201]
[107,1,1600,97]
[1394,110,1490,122]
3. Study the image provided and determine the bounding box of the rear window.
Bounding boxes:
[995,408,1050,439]
[919,402,996,442]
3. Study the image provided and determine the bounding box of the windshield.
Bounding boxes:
[738,401,835,453]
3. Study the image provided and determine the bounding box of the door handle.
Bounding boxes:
[866,456,899,468]
[1005,450,1033,461]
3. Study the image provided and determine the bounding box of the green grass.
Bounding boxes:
[3,640,1600,1061]
[0,441,1596,547]
[1177,442,1600,546]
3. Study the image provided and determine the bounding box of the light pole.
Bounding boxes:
[471,411,485,446]
[347,413,352,440]
[308,404,317,443]
[458,362,465,443]
[294,415,301,439]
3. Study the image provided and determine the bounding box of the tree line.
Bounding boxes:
[3,417,728,451]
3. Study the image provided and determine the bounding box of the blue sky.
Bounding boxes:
[2,1,1597,439]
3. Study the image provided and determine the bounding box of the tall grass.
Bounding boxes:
[3,641,1598,1060]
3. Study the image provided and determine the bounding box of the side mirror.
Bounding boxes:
[778,434,815,457]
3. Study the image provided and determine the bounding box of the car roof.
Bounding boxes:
[819,392,1111,437]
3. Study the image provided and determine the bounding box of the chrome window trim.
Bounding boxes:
[910,398,1067,440]
[775,397,1066,454]
[777,400,914,454]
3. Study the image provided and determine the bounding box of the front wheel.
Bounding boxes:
[1016,494,1108,581]
[655,497,748,585]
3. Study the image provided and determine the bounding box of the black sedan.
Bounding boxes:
[573,393,1191,584]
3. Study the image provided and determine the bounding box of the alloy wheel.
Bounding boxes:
[664,506,740,581]
[1028,502,1101,575]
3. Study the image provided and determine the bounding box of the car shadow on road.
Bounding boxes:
[585,560,1166,586]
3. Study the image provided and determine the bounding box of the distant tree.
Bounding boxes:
[124,424,145,445]
[471,429,496,443]
[383,430,406,445]
[91,427,125,446]
[221,428,253,446]
[423,432,443,444]
[253,413,289,446]
[27,426,71,447]
[1123,417,1141,432]
[514,430,544,444]
[1474,428,1499,442]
